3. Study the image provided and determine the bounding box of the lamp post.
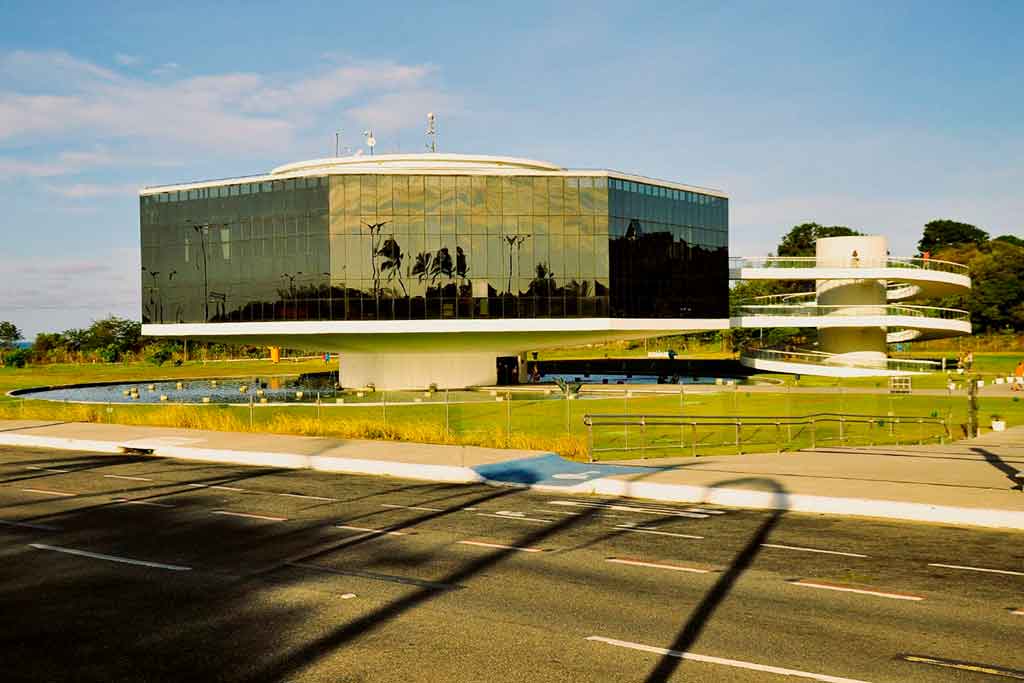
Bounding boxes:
[186,221,211,322]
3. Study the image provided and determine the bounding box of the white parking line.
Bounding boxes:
[28,543,192,571]
[478,512,552,524]
[20,488,76,497]
[614,524,704,540]
[586,636,872,683]
[25,466,70,473]
[280,493,338,502]
[548,500,710,519]
[104,474,154,482]
[211,510,287,522]
[335,525,408,536]
[457,540,543,553]
[606,558,709,574]
[111,498,175,508]
[762,543,868,558]
[789,580,924,601]
[0,519,58,531]
[381,503,445,512]
[928,563,1024,577]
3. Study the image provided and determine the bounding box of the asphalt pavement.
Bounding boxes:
[1,444,1022,682]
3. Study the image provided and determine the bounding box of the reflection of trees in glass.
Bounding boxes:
[376,237,406,296]
[430,247,454,283]
[411,251,432,282]
[503,233,530,294]
[456,246,469,282]
[363,221,390,296]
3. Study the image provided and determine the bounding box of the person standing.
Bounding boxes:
[1013,360,1024,391]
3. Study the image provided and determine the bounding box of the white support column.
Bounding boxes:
[816,236,888,363]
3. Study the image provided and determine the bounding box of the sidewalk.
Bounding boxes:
[1,419,1021,530]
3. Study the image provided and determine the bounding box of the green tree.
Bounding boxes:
[917,219,988,254]
[777,223,862,257]
[0,321,22,350]
[931,239,1024,332]
[994,234,1024,248]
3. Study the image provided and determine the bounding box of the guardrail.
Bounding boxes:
[583,411,949,461]
[729,255,969,274]
[732,304,971,321]
[741,347,940,373]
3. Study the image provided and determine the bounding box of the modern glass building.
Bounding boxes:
[141,154,729,388]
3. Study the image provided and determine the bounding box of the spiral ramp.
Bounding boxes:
[730,235,972,377]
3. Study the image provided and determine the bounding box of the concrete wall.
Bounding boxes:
[340,352,505,389]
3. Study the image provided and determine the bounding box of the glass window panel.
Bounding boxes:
[456,176,471,214]
[440,176,456,214]
[564,177,579,215]
[424,176,441,214]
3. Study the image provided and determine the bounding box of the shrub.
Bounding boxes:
[1,348,30,368]
[148,348,173,366]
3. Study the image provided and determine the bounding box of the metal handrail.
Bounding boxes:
[732,304,971,321]
[584,411,949,461]
[741,347,940,372]
[729,256,969,275]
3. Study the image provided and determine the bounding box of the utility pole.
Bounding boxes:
[967,375,979,438]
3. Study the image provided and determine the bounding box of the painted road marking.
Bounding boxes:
[211,510,287,522]
[614,523,704,540]
[335,525,408,536]
[280,493,338,502]
[28,543,191,571]
[187,484,249,492]
[457,540,543,553]
[789,580,924,601]
[25,466,70,473]
[0,519,59,531]
[551,470,602,480]
[548,500,710,519]
[20,488,76,497]
[606,558,710,574]
[762,543,868,558]
[290,562,458,590]
[381,503,445,512]
[478,512,552,524]
[900,654,1024,679]
[587,636,872,683]
[928,562,1024,577]
[104,474,154,482]
[111,498,175,508]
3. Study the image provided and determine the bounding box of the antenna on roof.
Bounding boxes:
[335,129,341,157]
[363,129,376,156]
[426,112,437,153]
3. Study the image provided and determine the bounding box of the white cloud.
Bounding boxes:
[114,53,142,67]
[45,182,139,199]
[0,51,453,157]
[0,247,140,336]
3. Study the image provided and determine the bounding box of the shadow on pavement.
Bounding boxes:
[972,447,1022,489]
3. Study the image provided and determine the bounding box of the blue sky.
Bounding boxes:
[1,0,1021,336]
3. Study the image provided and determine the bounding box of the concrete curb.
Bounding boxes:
[581,478,1024,530]
[0,433,484,484]
[3,431,1022,529]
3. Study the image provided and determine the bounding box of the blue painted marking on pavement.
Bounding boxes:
[473,454,658,487]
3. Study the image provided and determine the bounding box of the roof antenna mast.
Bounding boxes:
[335,129,341,157]
[426,112,437,153]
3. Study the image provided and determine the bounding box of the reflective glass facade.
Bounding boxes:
[140,173,727,324]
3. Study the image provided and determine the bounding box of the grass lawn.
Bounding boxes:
[3,357,1022,460]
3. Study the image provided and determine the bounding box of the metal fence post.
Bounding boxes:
[839,415,845,445]
[382,390,387,430]
[640,416,647,458]
[775,421,781,454]
[735,419,742,455]
[691,422,697,458]
[895,417,901,446]
[918,417,924,445]
[810,417,816,449]
[506,391,512,447]
[444,389,450,438]
[249,393,254,430]
[587,419,594,463]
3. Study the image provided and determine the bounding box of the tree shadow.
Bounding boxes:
[972,447,1022,489]
[641,477,789,683]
